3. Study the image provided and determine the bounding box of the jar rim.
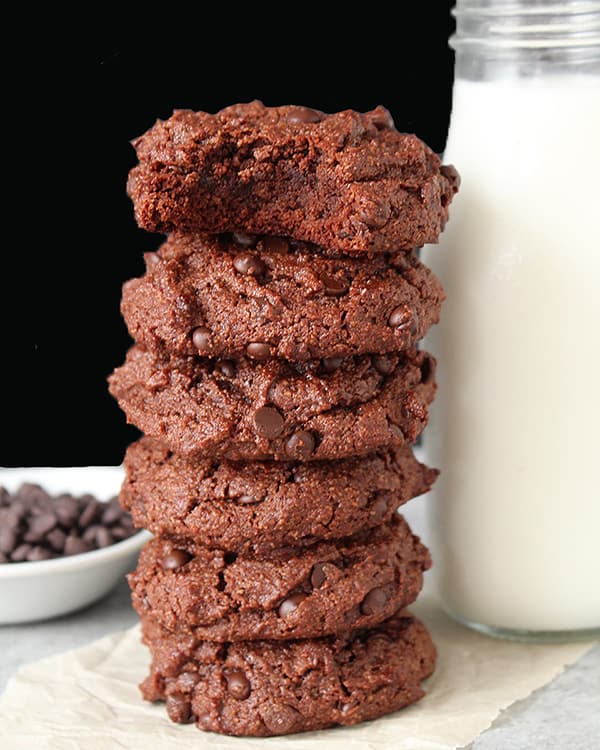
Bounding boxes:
[452,1,600,49]
[454,1,600,15]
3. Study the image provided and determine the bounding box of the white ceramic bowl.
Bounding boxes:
[0,466,150,624]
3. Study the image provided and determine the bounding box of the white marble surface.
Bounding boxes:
[1,481,598,748]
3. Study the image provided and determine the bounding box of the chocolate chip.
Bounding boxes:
[246,342,272,360]
[192,326,211,352]
[83,524,103,545]
[388,305,418,334]
[162,549,191,570]
[215,360,236,377]
[16,483,49,503]
[321,356,343,373]
[369,106,395,130]
[254,406,284,438]
[360,586,388,615]
[0,510,14,528]
[0,485,136,563]
[9,501,28,521]
[358,202,391,229]
[232,232,257,248]
[310,563,328,589]
[372,354,396,376]
[31,501,51,516]
[0,508,21,530]
[278,592,307,617]
[261,236,289,254]
[54,495,80,527]
[286,106,322,124]
[195,712,212,730]
[27,546,54,562]
[0,527,17,555]
[120,514,135,530]
[78,499,99,529]
[286,430,315,459]
[101,502,122,526]
[95,527,113,548]
[226,670,251,700]
[166,694,194,724]
[111,525,133,540]
[319,273,348,297]
[261,704,300,734]
[233,252,265,276]
[24,512,58,542]
[64,535,91,556]
[46,527,66,552]
[11,543,32,562]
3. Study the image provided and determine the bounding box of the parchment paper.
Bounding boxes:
[0,595,593,750]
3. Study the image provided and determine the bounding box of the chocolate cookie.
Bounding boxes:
[108,347,435,461]
[140,609,436,736]
[129,515,430,641]
[122,233,445,362]
[127,101,459,255]
[121,437,438,555]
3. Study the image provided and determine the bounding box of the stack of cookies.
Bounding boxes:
[109,102,459,737]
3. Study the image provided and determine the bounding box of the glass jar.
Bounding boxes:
[422,0,600,641]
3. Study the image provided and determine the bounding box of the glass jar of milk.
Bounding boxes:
[422,0,600,641]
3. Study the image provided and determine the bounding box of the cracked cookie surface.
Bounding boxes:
[121,437,438,554]
[122,232,445,362]
[140,609,436,736]
[129,515,430,641]
[109,347,436,461]
[127,101,459,255]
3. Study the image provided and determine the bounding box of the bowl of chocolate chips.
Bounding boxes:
[0,467,149,624]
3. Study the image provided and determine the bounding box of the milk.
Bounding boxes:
[422,76,600,633]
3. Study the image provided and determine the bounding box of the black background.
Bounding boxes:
[4,5,455,466]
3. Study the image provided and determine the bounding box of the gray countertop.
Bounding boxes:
[1,491,598,748]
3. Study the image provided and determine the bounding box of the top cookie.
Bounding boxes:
[127,101,459,255]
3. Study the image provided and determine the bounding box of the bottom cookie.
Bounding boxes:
[140,610,435,737]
